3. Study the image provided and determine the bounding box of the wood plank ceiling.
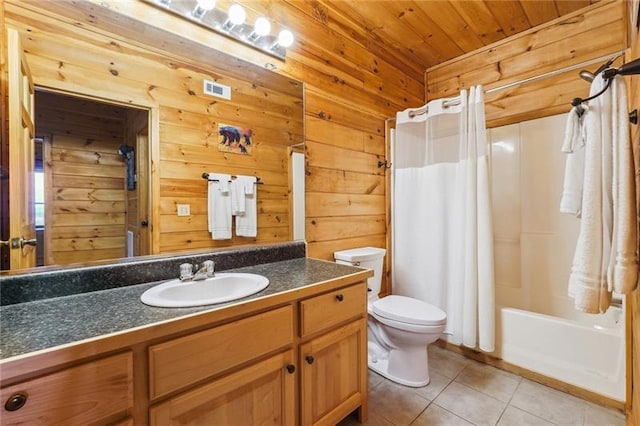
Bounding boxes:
[315,0,600,73]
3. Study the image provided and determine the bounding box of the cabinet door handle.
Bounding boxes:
[305,355,315,364]
[4,392,27,411]
[286,364,296,374]
[335,294,344,302]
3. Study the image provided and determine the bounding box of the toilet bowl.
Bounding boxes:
[334,247,447,388]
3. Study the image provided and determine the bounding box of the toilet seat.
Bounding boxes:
[372,295,446,326]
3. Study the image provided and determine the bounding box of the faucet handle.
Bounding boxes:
[203,260,215,277]
[180,263,194,281]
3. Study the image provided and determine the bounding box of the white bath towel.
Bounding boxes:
[568,75,638,313]
[607,77,638,294]
[560,106,586,216]
[235,176,257,237]
[230,178,245,215]
[207,173,232,240]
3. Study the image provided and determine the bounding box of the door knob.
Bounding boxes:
[19,237,37,248]
[141,220,149,227]
[335,294,344,302]
[305,355,315,364]
[286,364,296,374]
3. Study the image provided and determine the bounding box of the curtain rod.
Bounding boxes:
[404,50,627,119]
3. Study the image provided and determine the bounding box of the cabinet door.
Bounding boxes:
[0,352,133,426]
[150,350,296,426]
[300,319,367,426]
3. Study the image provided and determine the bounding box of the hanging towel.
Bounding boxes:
[230,178,246,215]
[568,75,638,313]
[560,106,586,216]
[235,176,258,237]
[207,173,232,240]
[607,76,638,294]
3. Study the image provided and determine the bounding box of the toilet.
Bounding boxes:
[334,247,446,387]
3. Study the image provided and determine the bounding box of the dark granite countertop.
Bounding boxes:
[0,258,367,361]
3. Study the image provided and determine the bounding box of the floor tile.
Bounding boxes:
[338,410,395,426]
[497,406,556,426]
[434,381,507,426]
[584,402,626,426]
[368,376,430,425]
[455,360,521,402]
[411,371,452,401]
[428,345,469,379]
[369,370,385,391]
[510,379,586,425]
[411,403,474,426]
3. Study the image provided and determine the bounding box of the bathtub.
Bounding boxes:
[497,307,625,401]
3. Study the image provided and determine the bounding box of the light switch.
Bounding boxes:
[177,204,190,217]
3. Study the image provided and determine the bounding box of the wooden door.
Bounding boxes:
[6,28,35,270]
[149,350,296,426]
[300,319,367,426]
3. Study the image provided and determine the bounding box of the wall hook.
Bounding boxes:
[378,160,391,169]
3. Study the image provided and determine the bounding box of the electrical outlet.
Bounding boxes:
[177,204,190,217]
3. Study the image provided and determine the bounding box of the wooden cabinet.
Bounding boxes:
[150,350,296,426]
[148,306,293,400]
[0,352,133,426]
[300,283,368,425]
[1,278,369,425]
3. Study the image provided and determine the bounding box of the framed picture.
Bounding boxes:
[217,123,253,155]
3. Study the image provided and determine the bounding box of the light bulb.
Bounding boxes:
[228,4,246,26]
[277,29,294,48]
[196,0,216,11]
[254,17,271,36]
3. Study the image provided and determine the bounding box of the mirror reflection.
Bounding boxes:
[34,91,151,267]
[2,7,304,272]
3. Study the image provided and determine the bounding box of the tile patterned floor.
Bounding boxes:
[339,346,626,426]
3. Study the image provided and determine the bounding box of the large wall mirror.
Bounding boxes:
[1,3,304,272]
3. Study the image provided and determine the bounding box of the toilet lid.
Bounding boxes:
[372,295,446,326]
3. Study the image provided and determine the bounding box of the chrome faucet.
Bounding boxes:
[192,264,208,281]
[179,261,215,282]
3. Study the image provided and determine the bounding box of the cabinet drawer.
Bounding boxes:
[300,282,366,337]
[149,305,293,399]
[0,352,133,426]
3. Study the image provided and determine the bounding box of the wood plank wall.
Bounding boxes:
[0,0,9,269]
[425,1,627,128]
[4,0,425,294]
[627,2,640,422]
[5,3,304,259]
[36,91,128,265]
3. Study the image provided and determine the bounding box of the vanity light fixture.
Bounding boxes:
[150,0,295,60]
[192,0,216,20]
[248,17,271,41]
[222,4,246,31]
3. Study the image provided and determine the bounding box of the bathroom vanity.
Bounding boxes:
[0,247,372,425]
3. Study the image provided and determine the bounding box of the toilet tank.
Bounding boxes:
[334,247,386,295]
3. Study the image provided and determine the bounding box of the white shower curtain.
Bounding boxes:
[393,86,495,352]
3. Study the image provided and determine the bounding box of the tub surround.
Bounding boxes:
[0,243,372,425]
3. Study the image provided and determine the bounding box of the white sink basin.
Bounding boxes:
[140,273,269,308]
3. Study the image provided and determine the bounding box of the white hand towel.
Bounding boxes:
[235,176,257,237]
[560,106,586,216]
[207,173,232,240]
[607,76,638,294]
[568,75,613,313]
[230,178,246,215]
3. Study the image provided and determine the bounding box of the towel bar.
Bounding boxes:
[201,172,263,184]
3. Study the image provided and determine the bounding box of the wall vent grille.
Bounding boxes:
[203,80,231,100]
